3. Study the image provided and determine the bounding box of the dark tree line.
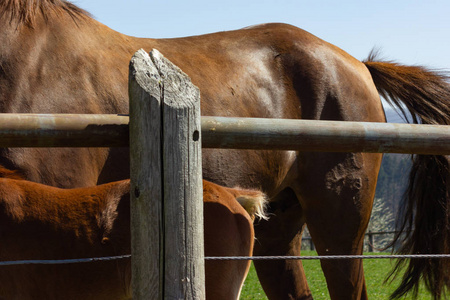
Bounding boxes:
[375,153,411,216]
[373,108,411,225]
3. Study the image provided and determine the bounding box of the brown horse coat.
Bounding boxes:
[0,1,449,299]
[0,177,266,300]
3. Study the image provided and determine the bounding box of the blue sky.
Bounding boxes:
[74,0,449,122]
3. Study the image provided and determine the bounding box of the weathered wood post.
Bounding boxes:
[129,49,204,299]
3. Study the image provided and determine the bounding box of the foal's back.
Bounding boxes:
[0,178,132,300]
[0,177,265,300]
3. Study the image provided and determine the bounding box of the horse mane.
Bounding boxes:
[0,0,90,27]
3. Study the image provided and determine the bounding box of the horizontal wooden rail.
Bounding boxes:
[0,114,448,154]
[0,113,129,147]
[201,117,450,154]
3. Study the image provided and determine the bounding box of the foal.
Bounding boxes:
[0,177,266,300]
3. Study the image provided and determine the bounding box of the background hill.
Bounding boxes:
[375,107,410,216]
[366,107,411,250]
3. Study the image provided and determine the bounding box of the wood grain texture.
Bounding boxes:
[129,49,163,300]
[201,116,450,154]
[129,49,204,300]
[0,113,447,154]
[150,49,205,300]
[0,113,128,147]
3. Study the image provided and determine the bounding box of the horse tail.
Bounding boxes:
[235,190,269,221]
[363,51,450,300]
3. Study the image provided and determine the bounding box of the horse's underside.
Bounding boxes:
[0,1,448,299]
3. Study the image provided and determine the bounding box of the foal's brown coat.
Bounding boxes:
[0,1,449,299]
[0,178,265,300]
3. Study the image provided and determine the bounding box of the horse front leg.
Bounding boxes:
[253,188,313,300]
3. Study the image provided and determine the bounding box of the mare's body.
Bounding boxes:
[0,1,448,299]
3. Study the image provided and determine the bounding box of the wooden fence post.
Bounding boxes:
[129,49,204,299]
[367,230,374,253]
[309,238,315,251]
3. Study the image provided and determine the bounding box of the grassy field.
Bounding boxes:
[240,251,432,299]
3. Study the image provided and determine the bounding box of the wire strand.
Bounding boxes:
[0,255,131,266]
[205,254,450,260]
[2,253,450,266]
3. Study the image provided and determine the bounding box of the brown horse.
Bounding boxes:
[0,173,266,300]
[0,1,448,299]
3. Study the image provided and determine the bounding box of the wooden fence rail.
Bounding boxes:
[0,113,129,147]
[0,114,448,154]
[201,116,450,154]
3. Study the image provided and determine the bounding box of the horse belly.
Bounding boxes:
[202,149,297,196]
[0,148,112,187]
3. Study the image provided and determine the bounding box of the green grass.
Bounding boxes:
[240,251,432,299]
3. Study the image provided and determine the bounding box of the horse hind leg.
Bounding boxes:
[297,152,381,300]
[253,187,313,300]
